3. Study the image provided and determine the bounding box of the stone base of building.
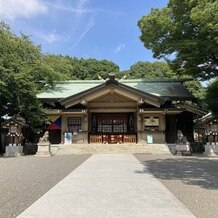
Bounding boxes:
[204,143,217,156]
[4,145,24,157]
[52,143,172,155]
[35,142,52,157]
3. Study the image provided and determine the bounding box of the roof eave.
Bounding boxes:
[59,80,166,108]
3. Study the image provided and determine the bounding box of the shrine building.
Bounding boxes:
[37,74,197,145]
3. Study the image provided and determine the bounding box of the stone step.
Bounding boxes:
[52,144,172,155]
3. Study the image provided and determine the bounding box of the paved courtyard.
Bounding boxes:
[135,154,218,218]
[18,154,194,217]
[0,154,91,217]
[0,154,217,217]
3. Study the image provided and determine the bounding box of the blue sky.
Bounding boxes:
[0,0,168,71]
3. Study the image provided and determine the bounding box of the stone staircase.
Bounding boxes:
[51,143,173,155]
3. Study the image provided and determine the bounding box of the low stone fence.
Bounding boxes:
[23,143,37,155]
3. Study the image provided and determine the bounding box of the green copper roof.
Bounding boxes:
[37,80,104,99]
[37,79,192,100]
[120,80,190,98]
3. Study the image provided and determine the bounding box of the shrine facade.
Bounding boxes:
[37,74,196,145]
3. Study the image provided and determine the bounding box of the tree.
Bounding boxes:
[138,0,217,113]
[0,22,65,152]
[205,79,218,115]
[129,61,177,79]
[69,58,120,80]
[43,56,120,80]
[43,55,73,80]
[138,0,218,80]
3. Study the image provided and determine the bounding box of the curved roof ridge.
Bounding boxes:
[56,80,105,84]
[120,78,190,83]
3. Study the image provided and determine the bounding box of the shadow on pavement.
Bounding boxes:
[135,155,218,190]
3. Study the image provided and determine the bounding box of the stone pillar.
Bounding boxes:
[204,143,217,157]
[61,115,67,143]
[137,114,142,143]
[35,142,52,157]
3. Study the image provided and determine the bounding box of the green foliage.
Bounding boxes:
[129,61,177,79]
[39,55,120,81]
[205,78,218,115]
[138,0,218,80]
[68,58,120,80]
[43,55,73,80]
[183,79,206,108]
[0,21,55,132]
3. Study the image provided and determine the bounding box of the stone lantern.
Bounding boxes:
[198,113,218,156]
[3,118,27,157]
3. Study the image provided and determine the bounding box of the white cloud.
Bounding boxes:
[0,0,47,20]
[49,0,93,16]
[43,33,61,44]
[76,0,90,15]
[49,0,123,17]
[115,43,125,53]
[37,31,62,44]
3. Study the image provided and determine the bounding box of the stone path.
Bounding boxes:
[18,154,195,217]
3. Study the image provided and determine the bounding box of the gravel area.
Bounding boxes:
[0,154,91,218]
[134,154,218,218]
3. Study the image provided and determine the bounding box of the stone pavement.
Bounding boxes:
[18,154,195,218]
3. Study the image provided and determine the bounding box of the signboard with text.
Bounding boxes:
[144,117,159,126]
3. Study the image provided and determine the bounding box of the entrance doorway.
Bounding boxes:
[89,113,136,143]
